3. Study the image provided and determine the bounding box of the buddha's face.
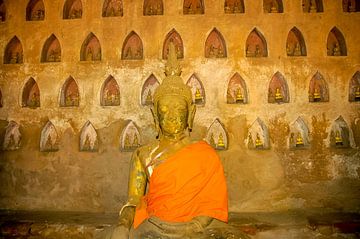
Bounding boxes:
[157,95,188,137]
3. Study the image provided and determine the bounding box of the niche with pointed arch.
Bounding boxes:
[60,76,79,107]
[186,74,205,106]
[101,75,120,106]
[247,118,270,150]
[102,0,123,17]
[40,121,59,152]
[349,71,360,102]
[183,0,204,14]
[63,0,82,19]
[4,36,23,64]
[22,77,40,108]
[227,73,248,104]
[302,0,323,12]
[206,118,228,150]
[224,0,244,13]
[0,0,6,21]
[342,0,360,12]
[144,0,163,15]
[330,116,351,148]
[268,72,289,104]
[80,33,101,61]
[163,29,184,59]
[308,72,329,102]
[41,34,61,62]
[289,117,310,149]
[3,121,21,151]
[286,27,306,56]
[141,74,159,106]
[263,0,283,13]
[120,121,141,152]
[121,31,143,60]
[327,27,347,56]
[246,28,268,57]
[205,28,227,58]
[80,121,98,152]
[26,0,45,21]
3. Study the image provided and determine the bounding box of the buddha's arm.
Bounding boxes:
[118,150,147,230]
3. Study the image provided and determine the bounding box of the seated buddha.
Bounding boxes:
[107,43,248,239]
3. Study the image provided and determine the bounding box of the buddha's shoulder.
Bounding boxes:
[133,141,160,160]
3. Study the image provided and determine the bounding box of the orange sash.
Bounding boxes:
[133,141,228,228]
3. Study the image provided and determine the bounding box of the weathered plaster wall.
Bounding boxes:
[0,0,359,213]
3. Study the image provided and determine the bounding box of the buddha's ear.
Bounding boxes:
[188,103,196,132]
[150,106,161,139]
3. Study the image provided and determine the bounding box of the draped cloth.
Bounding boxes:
[133,141,228,228]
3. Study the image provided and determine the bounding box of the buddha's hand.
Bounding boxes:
[110,225,129,239]
[149,216,211,235]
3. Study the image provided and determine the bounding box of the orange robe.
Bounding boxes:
[133,141,228,228]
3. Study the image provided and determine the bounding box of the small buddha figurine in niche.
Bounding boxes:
[216,133,225,150]
[7,134,16,150]
[255,45,261,57]
[335,130,343,146]
[255,133,263,149]
[354,86,360,101]
[124,134,131,150]
[44,134,53,151]
[132,134,139,147]
[286,44,292,56]
[218,46,224,58]
[29,92,40,107]
[313,88,321,102]
[275,88,283,102]
[156,4,162,14]
[247,133,254,149]
[270,0,278,13]
[145,90,153,105]
[295,132,304,147]
[348,1,356,12]
[234,2,243,13]
[208,44,216,57]
[147,6,154,15]
[246,44,251,57]
[209,133,216,148]
[194,88,203,104]
[294,43,301,56]
[86,48,93,61]
[309,0,317,12]
[235,88,244,103]
[333,43,341,56]
[10,52,20,64]
[224,3,232,13]
[83,134,91,151]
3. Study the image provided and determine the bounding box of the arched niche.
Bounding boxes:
[80,33,101,61]
[60,76,79,107]
[206,118,229,150]
[100,75,120,106]
[330,116,351,148]
[163,29,184,59]
[183,0,204,14]
[224,0,244,13]
[308,72,329,102]
[26,0,45,21]
[121,31,143,60]
[268,72,289,104]
[0,88,3,107]
[245,28,268,57]
[226,73,248,104]
[120,121,141,152]
[247,118,270,150]
[263,0,283,13]
[22,77,40,108]
[63,0,83,19]
[302,0,323,12]
[141,74,159,106]
[205,28,227,58]
[80,121,98,152]
[4,36,24,64]
[0,0,6,21]
[286,27,307,57]
[349,71,360,102]
[3,121,21,151]
[41,34,61,62]
[342,0,360,12]
[327,27,347,56]
[289,117,310,149]
[40,121,59,152]
[102,0,123,17]
[144,0,163,15]
[186,74,205,106]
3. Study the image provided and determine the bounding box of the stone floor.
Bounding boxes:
[0,209,359,238]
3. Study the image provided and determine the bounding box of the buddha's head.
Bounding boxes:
[152,43,196,139]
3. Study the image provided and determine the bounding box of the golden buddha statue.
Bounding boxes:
[108,42,247,239]
[217,133,225,149]
[209,133,216,147]
[313,88,321,101]
[335,131,343,145]
[83,134,91,151]
[355,86,360,100]
[44,134,53,151]
[295,132,304,147]
[235,88,244,103]
[294,43,301,56]
[132,134,139,147]
[270,0,278,13]
[145,89,153,105]
[333,43,341,56]
[86,47,93,61]
[255,133,263,148]
[309,0,317,13]
[124,134,131,150]
[275,88,283,101]
[194,88,203,104]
